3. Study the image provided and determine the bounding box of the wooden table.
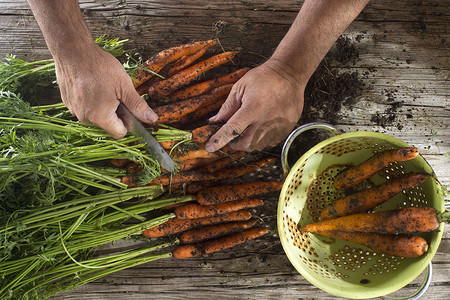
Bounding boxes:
[1,1,448,299]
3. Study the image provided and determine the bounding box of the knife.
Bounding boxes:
[117,103,176,173]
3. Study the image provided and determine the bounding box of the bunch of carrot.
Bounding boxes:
[112,40,288,258]
[142,180,285,259]
[132,39,249,129]
[298,146,444,258]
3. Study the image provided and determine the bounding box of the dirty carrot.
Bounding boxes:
[153,84,233,125]
[173,94,227,127]
[172,147,226,162]
[142,210,252,238]
[110,158,130,168]
[133,39,217,88]
[170,68,249,102]
[165,47,209,78]
[180,220,258,243]
[198,151,247,173]
[197,181,284,205]
[147,51,238,99]
[321,172,430,220]
[158,124,222,150]
[175,198,264,219]
[334,147,420,190]
[190,124,222,144]
[172,227,269,259]
[315,230,429,257]
[126,161,142,174]
[300,207,441,234]
[120,175,137,187]
[149,157,276,186]
[175,157,220,171]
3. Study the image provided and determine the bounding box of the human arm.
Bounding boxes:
[27,0,158,138]
[205,0,370,152]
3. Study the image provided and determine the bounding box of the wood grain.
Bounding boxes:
[0,0,448,299]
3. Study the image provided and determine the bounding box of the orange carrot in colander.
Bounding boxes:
[196,181,284,205]
[172,227,269,259]
[300,207,440,234]
[333,146,420,190]
[314,230,429,257]
[321,172,430,220]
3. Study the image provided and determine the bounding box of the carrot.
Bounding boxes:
[175,198,264,219]
[190,124,222,144]
[334,147,420,190]
[158,124,222,150]
[110,158,130,168]
[147,51,238,99]
[160,201,197,211]
[133,39,217,88]
[149,157,276,186]
[170,68,250,102]
[126,161,142,174]
[173,94,227,128]
[197,181,284,205]
[300,207,441,234]
[180,220,257,243]
[315,230,428,257]
[153,84,233,125]
[142,210,252,238]
[165,48,209,78]
[175,157,221,171]
[321,172,430,220]
[198,151,247,173]
[185,182,216,194]
[172,147,226,161]
[172,227,269,259]
[121,175,136,187]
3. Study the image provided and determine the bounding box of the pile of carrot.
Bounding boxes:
[110,40,289,258]
[142,179,284,259]
[299,146,443,258]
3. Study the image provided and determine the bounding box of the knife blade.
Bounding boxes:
[117,103,176,173]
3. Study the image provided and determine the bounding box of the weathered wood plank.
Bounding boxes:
[1,0,448,299]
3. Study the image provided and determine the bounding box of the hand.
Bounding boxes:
[55,44,158,138]
[205,59,305,152]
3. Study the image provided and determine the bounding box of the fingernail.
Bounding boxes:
[204,142,215,153]
[145,110,158,123]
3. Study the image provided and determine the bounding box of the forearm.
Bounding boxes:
[271,0,369,84]
[27,0,98,61]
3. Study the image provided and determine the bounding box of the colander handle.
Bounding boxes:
[281,122,340,174]
[386,262,432,300]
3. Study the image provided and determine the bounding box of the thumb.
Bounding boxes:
[95,108,128,139]
[121,88,158,124]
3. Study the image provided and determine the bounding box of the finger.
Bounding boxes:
[228,124,257,152]
[121,87,158,124]
[204,110,251,153]
[95,110,128,139]
[209,87,241,123]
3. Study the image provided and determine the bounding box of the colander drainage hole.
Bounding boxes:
[360,279,370,284]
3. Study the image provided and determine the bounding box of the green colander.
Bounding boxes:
[277,123,445,299]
